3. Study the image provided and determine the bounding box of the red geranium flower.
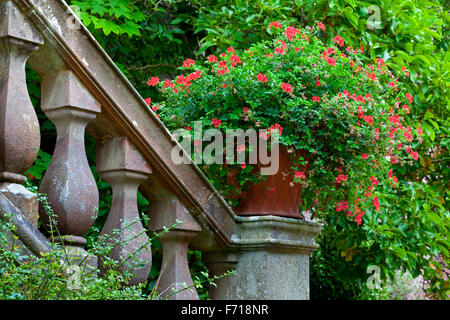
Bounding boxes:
[406,93,413,103]
[333,35,344,47]
[295,171,306,179]
[208,55,218,63]
[325,56,336,66]
[373,197,380,211]
[257,73,268,83]
[182,59,195,68]
[269,21,282,29]
[147,77,159,86]
[211,118,222,128]
[281,83,293,93]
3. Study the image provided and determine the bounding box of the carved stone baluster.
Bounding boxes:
[0,1,43,225]
[149,196,201,300]
[39,70,100,262]
[96,137,152,285]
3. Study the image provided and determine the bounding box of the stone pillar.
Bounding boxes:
[96,137,152,285]
[149,196,201,300]
[0,0,43,226]
[39,70,100,268]
[205,216,321,300]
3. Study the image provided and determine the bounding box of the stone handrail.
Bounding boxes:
[0,0,321,300]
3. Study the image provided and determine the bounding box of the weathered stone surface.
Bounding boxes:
[41,70,101,114]
[149,196,201,300]
[0,1,44,44]
[0,0,42,184]
[205,216,321,300]
[0,182,38,227]
[39,70,100,238]
[97,137,152,285]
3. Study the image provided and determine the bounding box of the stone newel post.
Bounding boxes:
[205,216,321,300]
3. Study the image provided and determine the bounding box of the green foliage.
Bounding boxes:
[71,0,146,37]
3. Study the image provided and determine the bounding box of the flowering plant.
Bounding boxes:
[148,22,422,228]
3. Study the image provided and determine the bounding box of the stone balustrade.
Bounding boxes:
[0,0,321,300]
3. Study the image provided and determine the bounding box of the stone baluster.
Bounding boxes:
[149,196,201,300]
[0,1,43,226]
[96,137,152,285]
[39,70,100,266]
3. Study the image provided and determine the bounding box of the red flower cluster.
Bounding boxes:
[208,55,218,63]
[268,123,283,136]
[406,93,413,103]
[281,83,293,93]
[295,171,306,179]
[285,26,300,41]
[147,77,159,86]
[211,118,222,128]
[257,73,268,82]
[369,176,379,186]
[336,200,349,212]
[333,35,344,47]
[182,59,195,68]
[336,174,348,184]
[269,21,282,29]
[230,55,241,67]
[175,69,202,89]
[367,72,377,81]
[325,56,336,66]
[373,197,380,211]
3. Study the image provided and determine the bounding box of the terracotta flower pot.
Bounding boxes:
[230,146,307,219]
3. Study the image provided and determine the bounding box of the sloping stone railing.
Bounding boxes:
[0,0,321,299]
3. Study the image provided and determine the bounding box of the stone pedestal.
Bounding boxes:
[205,215,321,300]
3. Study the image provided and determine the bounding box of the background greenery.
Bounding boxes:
[25,0,448,299]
